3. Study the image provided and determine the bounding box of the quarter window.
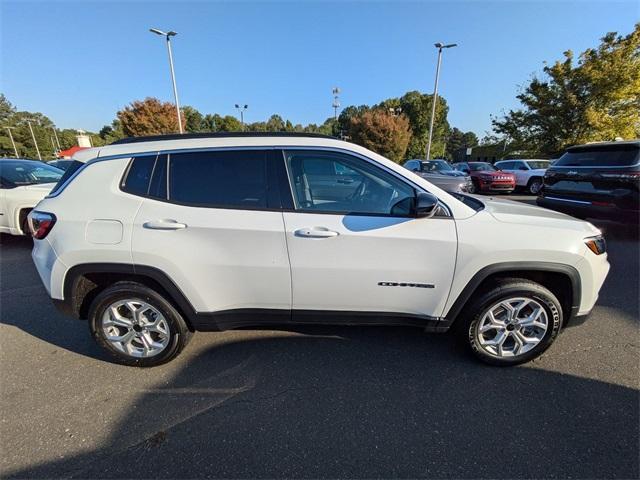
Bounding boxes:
[284,150,415,216]
[121,155,157,196]
[168,150,269,208]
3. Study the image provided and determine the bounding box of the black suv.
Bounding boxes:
[537,141,640,223]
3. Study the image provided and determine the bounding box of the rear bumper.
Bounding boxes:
[537,196,640,223]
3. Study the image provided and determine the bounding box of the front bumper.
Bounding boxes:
[479,181,515,192]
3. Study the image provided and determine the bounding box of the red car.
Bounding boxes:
[453,162,516,194]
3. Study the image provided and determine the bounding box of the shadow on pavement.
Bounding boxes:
[6,329,639,479]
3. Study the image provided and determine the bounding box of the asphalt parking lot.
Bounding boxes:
[0,195,638,479]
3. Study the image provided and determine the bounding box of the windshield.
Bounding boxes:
[421,160,453,172]
[525,160,550,170]
[469,163,496,172]
[0,161,63,186]
[554,146,640,167]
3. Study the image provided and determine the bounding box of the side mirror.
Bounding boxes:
[413,192,439,218]
[412,167,420,172]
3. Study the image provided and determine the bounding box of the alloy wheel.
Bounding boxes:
[101,299,170,358]
[474,297,548,358]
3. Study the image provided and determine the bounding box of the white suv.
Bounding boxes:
[495,159,551,194]
[29,133,609,367]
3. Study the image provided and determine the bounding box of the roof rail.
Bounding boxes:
[110,131,337,145]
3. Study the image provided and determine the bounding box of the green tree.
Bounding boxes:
[348,109,412,163]
[446,127,479,160]
[493,24,640,156]
[117,97,184,137]
[182,106,204,132]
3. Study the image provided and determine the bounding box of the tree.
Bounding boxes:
[492,24,640,156]
[446,127,479,160]
[182,106,204,132]
[348,109,412,163]
[265,114,285,131]
[117,97,184,137]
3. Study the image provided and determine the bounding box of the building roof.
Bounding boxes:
[58,145,88,158]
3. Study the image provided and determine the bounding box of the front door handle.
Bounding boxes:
[294,227,339,238]
[143,219,187,230]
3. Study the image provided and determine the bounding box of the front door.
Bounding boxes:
[279,149,457,320]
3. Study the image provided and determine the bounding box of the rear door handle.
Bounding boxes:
[143,219,187,230]
[294,227,339,238]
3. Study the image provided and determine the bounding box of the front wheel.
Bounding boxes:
[88,282,192,367]
[457,279,563,366]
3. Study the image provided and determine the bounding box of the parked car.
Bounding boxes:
[30,133,608,367]
[453,161,516,194]
[495,159,551,194]
[538,140,639,223]
[47,159,75,171]
[0,158,63,235]
[403,159,473,193]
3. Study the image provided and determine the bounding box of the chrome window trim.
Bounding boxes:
[44,144,453,217]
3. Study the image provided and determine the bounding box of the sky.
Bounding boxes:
[1,0,638,137]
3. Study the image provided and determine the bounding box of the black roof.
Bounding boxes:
[110,132,337,145]
[567,140,640,151]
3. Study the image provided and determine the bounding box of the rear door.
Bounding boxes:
[279,149,457,320]
[130,149,291,317]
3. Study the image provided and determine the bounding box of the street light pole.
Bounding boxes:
[426,42,457,160]
[235,104,248,131]
[27,121,42,160]
[52,126,61,150]
[150,28,183,134]
[4,127,19,157]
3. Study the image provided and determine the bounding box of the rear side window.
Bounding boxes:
[121,155,157,196]
[555,145,640,167]
[168,150,268,209]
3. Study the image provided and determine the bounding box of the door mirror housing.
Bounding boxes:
[413,192,439,218]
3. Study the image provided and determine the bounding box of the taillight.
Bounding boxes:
[27,211,56,239]
[598,171,640,180]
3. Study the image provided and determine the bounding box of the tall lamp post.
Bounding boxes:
[4,127,19,157]
[27,120,42,160]
[332,87,341,121]
[234,104,248,131]
[149,28,184,134]
[425,42,457,160]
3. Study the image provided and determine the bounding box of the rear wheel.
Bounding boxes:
[89,282,192,367]
[527,177,543,195]
[456,278,563,366]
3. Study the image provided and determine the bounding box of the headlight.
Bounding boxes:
[584,235,606,255]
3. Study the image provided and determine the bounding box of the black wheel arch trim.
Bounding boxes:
[61,263,199,327]
[444,261,581,324]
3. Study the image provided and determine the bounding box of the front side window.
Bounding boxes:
[284,150,415,216]
[168,150,268,209]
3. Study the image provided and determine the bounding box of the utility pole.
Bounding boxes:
[27,121,42,160]
[4,127,19,157]
[426,42,457,160]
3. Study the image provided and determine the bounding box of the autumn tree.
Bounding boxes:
[493,24,640,156]
[117,97,184,137]
[349,109,412,163]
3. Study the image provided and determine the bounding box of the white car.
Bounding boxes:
[494,159,551,194]
[29,133,609,367]
[0,159,63,235]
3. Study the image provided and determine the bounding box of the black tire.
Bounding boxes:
[527,177,543,195]
[455,278,563,366]
[89,282,192,367]
[470,178,480,194]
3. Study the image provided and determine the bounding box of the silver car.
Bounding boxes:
[403,159,473,193]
